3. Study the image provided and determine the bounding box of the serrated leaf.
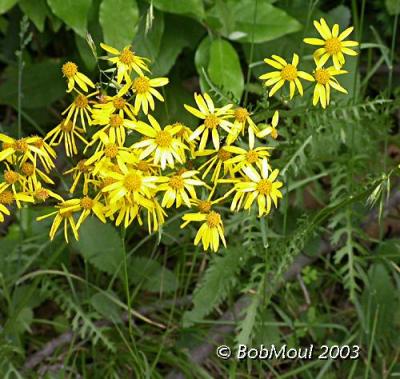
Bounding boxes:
[0,0,18,14]
[19,0,49,32]
[74,217,124,275]
[99,0,139,49]
[47,0,92,37]
[207,38,244,101]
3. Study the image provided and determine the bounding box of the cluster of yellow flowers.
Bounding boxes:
[0,18,356,252]
[260,18,358,108]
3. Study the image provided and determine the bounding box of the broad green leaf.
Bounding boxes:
[151,0,204,20]
[151,14,204,76]
[47,0,92,37]
[99,0,139,50]
[91,292,121,322]
[75,34,97,71]
[74,217,124,275]
[19,0,49,32]
[208,38,244,101]
[208,0,301,43]
[133,10,165,62]
[194,36,212,93]
[386,0,400,15]
[129,257,179,293]
[0,0,18,14]
[0,61,65,109]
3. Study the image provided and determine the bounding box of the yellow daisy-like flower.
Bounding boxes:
[312,66,348,108]
[62,91,97,130]
[184,93,233,151]
[100,43,150,84]
[226,107,259,146]
[257,111,280,139]
[224,137,272,173]
[19,162,54,192]
[181,210,226,252]
[158,170,204,208]
[64,159,94,195]
[304,18,359,69]
[92,95,137,120]
[259,54,314,99]
[196,147,235,183]
[23,137,56,173]
[119,76,169,115]
[0,167,25,199]
[32,182,64,203]
[45,119,88,157]
[145,198,167,233]
[174,122,197,158]
[91,111,136,147]
[131,115,187,170]
[0,135,46,164]
[61,61,95,93]
[230,159,283,217]
[0,189,34,220]
[37,202,80,242]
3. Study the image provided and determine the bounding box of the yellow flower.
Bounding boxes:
[92,94,137,120]
[174,122,197,158]
[119,75,169,115]
[45,119,88,157]
[181,210,226,252]
[0,166,25,195]
[230,159,283,217]
[61,61,95,93]
[223,138,272,173]
[19,162,54,192]
[257,111,280,139]
[64,159,94,195]
[32,182,64,203]
[100,43,150,83]
[60,195,107,229]
[312,67,348,108]
[145,198,166,233]
[304,18,359,69]
[0,189,34,221]
[184,93,233,151]
[260,54,314,99]
[37,202,79,242]
[91,111,136,146]
[0,135,46,164]
[196,147,235,183]
[158,170,204,208]
[226,107,259,146]
[62,91,97,130]
[23,137,56,173]
[132,115,187,170]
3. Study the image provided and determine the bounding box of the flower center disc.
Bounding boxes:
[4,170,19,184]
[35,189,49,201]
[198,200,212,213]
[206,211,221,228]
[0,190,14,205]
[21,162,35,176]
[234,107,249,123]
[314,69,331,85]
[109,114,124,128]
[217,148,231,161]
[104,144,118,158]
[75,95,88,108]
[62,62,78,78]
[257,179,272,195]
[246,150,259,163]
[204,114,220,129]
[113,97,126,109]
[133,77,150,94]
[60,120,74,132]
[119,48,135,65]
[169,175,184,190]
[155,131,172,147]
[281,64,298,81]
[14,139,28,153]
[124,173,142,191]
[80,196,94,209]
[325,38,341,54]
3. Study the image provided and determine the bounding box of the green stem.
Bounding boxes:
[121,227,133,338]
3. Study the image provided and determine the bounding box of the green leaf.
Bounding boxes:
[183,247,248,327]
[99,0,139,50]
[129,257,179,293]
[194,36,212,93]
[75,34,97,71]
[151,14,204,76]
[385,0,400,15]
[74,217,124,275]
[208,0,301,43]
[0,61,65,109]
[0,0,18,14]
[91,292,121,322]
[151,0,204,20]
[19,0,49,32]
[47,0,92,37]
[207,38,244,101]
